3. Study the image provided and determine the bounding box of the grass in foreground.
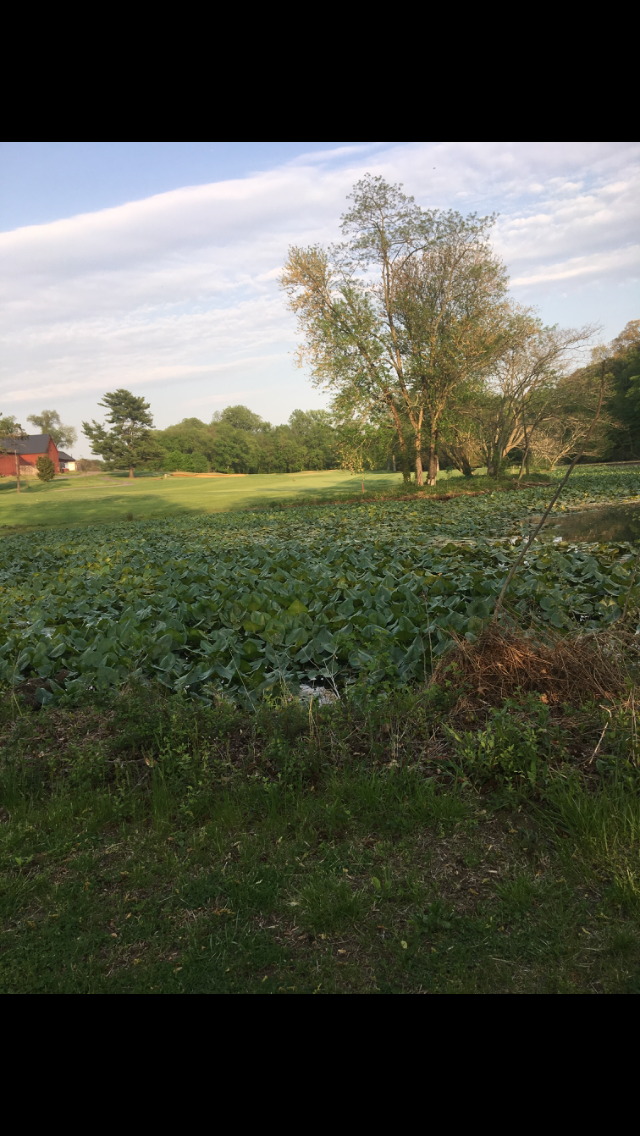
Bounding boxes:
[1,682,638,994]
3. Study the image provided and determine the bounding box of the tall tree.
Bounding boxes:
[0,414,23,436]
[26,409,77,451]
[468,316,594,477]
[83,390,159,478]
[281,175,510,485]
[532,366,612,468]
[391,222,509,482]
[602,321,640,459]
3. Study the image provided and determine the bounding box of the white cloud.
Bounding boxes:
[0,141,638,445]
[511,244,640,288]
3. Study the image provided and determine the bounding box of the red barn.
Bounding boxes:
[0,434,60,477]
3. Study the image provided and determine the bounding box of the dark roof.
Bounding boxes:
[57,451,74,462]
[0,433,54,455]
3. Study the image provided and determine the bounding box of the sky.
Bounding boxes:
[1,141,638,458]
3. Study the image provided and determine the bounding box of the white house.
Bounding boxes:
[57,451,76,472]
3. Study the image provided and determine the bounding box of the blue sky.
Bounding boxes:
[0,143,374,229]
[0,141,638,457]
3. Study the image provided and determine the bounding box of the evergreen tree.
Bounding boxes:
[83,390,160,478]
[36,455,55,482]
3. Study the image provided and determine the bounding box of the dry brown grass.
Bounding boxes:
[431,623,625,706]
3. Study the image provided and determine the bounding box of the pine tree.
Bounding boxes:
[36,456,55,482]
[82,390,160,478]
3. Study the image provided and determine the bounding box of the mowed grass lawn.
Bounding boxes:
[0,470,403,531]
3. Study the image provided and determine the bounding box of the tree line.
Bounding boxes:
[80,397,361,478]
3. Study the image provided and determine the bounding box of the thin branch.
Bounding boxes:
[589,707,612,764]
[622,547,640,622]
[493,362,606,621]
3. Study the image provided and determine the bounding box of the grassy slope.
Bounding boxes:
[0,467,529,532]
[1,688,638,995]
[0,471,403,530]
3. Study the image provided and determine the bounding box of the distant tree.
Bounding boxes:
[162,450,208,473]
[532,367,612,468]
[209,423,258,473]
[27,410,77,451]
[469,316,594,478]
[611,319,640,357]
[288,409,338,469]
[0,414,24,436]
[76,458,104,472]
[83,390,160,478]
[191,452,208,472]
[162,450,183,472]
[153,418,213,462]
[36,455,55,482]
[602,321,640,459]
[334,419,392,472]
[213,405,263,432]
[0,416,27,493]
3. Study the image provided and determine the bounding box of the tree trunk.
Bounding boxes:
[444,444,473,478]
[426,428,439,486]
[397,439,410,483]
[518,413,530,482]
[517,445,530,482]
[15,451,20,494]
[129,467,134,480]
[414,433,424,486]
[525,450,530,477]
[387,401,411,482]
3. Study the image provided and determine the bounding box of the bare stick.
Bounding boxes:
[589,706,612,764]
[493,363,606,621]
[621,547,640,622]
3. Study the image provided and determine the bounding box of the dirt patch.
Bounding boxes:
[11,670,70,709]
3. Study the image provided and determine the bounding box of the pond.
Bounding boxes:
[548,502,640,543]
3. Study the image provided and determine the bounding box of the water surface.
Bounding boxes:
[548,502,640,543]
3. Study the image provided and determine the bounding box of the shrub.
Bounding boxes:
[36,456,55,482]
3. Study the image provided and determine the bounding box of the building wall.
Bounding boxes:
[0,453,20,476]
[0,439,59,476]
[48,437,60,474]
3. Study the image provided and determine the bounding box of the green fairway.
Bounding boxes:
[0,470,404,531]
